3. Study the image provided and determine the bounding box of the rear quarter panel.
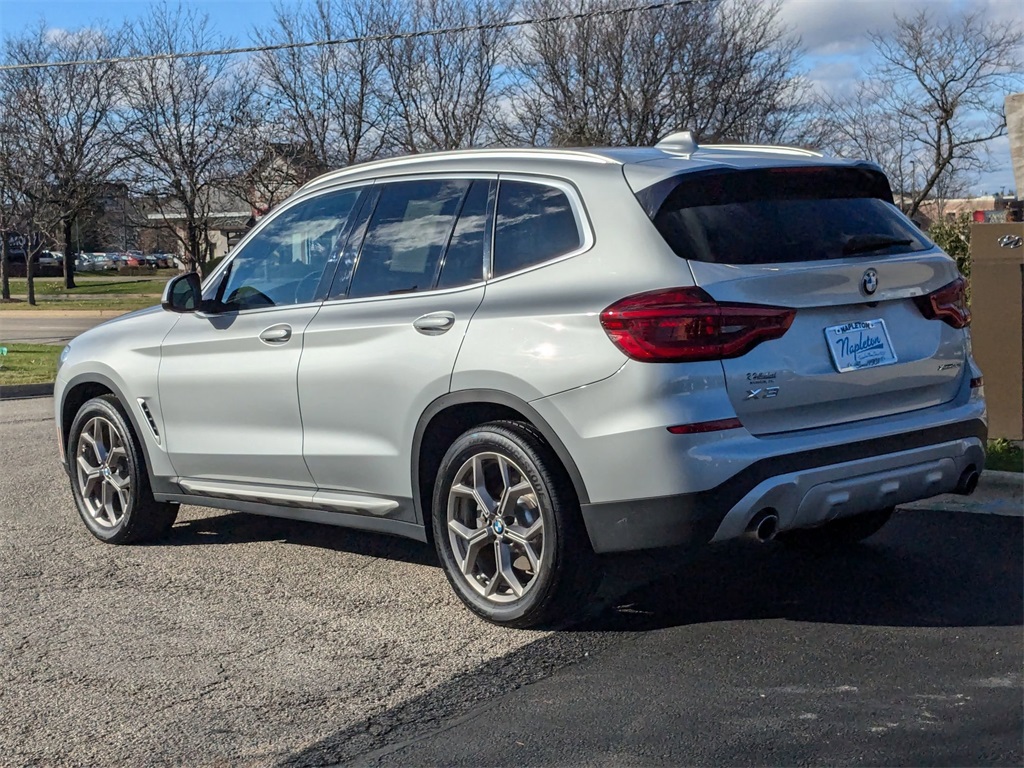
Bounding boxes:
[452,167,695,399]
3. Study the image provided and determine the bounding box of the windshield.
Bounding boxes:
[639,167,932,265]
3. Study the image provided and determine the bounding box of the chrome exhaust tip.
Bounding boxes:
[748,510,779,542]
[955,468,980,496]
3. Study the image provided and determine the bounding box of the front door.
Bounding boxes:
[158,187,363,489]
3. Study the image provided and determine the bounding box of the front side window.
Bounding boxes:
[347,179,470,299]
[492,180,582,277]
[214,189,360,310]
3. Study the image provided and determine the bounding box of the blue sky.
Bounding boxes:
[0,0,1019,195]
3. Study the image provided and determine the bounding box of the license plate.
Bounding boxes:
[824,319,898,372]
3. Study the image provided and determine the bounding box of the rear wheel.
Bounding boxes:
[432,421,594,628]
[779,507,894,550]
[68,395,178,544]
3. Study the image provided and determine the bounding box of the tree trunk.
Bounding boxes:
[1,236,10,301]
[63,218,77,289]
[26,248,36,306]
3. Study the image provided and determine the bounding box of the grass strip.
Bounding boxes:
[0,297,157,312]
[0,343,62,385]
[6,276,170,296]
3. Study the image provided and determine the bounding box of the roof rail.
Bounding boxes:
[704,143,824,158]
[301,147,619,191]
[655,131,699,155]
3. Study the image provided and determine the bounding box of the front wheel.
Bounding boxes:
[67,395,178,544]
[778,507,894,550]
[432,421,594,628]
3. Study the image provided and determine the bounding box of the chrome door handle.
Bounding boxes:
[413,312,456,335]
[259,324,292,344]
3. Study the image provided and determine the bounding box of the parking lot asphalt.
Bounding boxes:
[1,397,1021,766]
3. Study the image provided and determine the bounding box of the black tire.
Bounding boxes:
[778,507,894,551]
[431,421,595,628]
[67,394,178,544]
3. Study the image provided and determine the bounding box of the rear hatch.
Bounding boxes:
[629,163,969,435]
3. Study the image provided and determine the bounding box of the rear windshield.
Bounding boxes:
[637,166,931,265]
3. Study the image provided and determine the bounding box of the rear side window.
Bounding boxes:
[348,178,469,298]
[493,180,582,277]
[640,167,931,265]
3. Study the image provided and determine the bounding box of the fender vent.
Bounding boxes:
[137,398,161,444]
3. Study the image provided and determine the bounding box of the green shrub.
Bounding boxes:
[928,213,972,281]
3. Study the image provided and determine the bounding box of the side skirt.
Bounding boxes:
[153,492,428,543]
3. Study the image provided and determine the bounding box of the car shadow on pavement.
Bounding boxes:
[163,510,439,568]
[277,509,1021,767]
[585,508,1023,631]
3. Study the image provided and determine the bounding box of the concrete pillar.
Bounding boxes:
[1008,93,1024,195]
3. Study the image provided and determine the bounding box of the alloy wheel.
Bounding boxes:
[446,452,545,603]
[75,416,132,528]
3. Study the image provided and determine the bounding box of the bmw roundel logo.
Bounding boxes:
[862,268,879,296]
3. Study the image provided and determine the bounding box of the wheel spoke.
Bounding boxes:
[114,484,131,514]
[495,540,524,597]
[504,525,542,573]
[92,419,109,463]
[498,480,534,519]
[79,430,98,456]
[470,455,497,515]
[100,481,117,524]
[450,483,476,499]
[76,455,102,497]
[448,519,491,576]
[106,445,127,468]
[484,540,505,597]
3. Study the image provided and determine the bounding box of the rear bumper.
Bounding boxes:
[580,418,987,553]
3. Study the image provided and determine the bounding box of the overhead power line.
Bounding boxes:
[0,0,705,72]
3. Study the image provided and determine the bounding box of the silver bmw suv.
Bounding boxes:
[55,134,987,627]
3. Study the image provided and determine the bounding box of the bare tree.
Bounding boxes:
[253,0,390,169]
[0,23,127,289]
[377,0,514,152]
[814,8,1024,218]
[120,3,255,272]
[0,139,50,306]
[502,0,804,147]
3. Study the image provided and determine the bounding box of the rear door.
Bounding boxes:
[297,176,493,517]
[633,165,968,434]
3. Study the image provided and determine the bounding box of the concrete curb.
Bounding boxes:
[981,469,1024,490]
[0,382,54,400]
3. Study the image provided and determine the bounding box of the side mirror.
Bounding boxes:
[162,272,202,313]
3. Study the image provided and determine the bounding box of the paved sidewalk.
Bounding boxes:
[900,470,1022,517]
[0,308,129,318]
[0,310,125,344]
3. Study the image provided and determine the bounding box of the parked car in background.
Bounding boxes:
[54,136,987,628]
[75,254,106,272]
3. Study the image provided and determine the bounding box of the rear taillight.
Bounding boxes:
[599,287,795,363]
[914,277,970,329]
